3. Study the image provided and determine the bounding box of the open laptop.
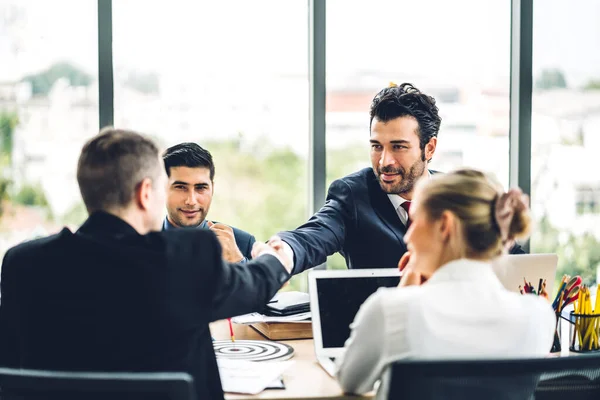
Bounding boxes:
[308,268,401,377]
[491,253,558,296]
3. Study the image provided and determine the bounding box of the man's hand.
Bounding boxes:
[207,221,244,263]
[252,237,293,274]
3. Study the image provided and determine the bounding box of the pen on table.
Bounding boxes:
[228,318,235,343]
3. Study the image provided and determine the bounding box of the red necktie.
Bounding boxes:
[401,201,411,228]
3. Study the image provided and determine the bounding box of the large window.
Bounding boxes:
[112,0,309,289]
[325,0,511,269]
[2,0,595,290]
[0,0,98,257]
[530,0,600,285]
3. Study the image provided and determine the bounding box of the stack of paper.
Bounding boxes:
[218,358,294,394]
[232,311,311,324]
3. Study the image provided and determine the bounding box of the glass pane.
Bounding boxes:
[113,0,309,289]
[530,0,600,286]
[325,0,510,269]
[0,0,98,259]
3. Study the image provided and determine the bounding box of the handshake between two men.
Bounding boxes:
[250,234,416,286]
[250,237,294,275]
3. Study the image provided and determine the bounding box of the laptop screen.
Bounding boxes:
[316,276,400,349]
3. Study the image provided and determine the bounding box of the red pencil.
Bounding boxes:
[228,318,235,343]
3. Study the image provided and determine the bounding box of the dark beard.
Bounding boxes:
[376,159,427,195]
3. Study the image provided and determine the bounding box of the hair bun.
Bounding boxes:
[494,188,531,247]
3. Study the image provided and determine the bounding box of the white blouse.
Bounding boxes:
[335,258,556,399]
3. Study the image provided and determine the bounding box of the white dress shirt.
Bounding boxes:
[335,258,556,399]
[387,194,411,226]
[387,170,430,226]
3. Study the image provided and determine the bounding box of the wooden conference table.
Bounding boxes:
[211,317,579,399]
[210,320,371,400]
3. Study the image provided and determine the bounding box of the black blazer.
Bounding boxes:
[279,168,524,274]
[0,212,288,400]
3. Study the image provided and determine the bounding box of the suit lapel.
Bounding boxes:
[366,170,407,243]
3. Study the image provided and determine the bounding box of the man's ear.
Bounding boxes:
[425,137,437,162]
[135,177,153,211]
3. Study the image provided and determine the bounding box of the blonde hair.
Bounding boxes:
[416,169,531,258]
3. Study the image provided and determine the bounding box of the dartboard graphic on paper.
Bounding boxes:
[213,340,294,362]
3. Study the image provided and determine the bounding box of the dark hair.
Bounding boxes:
[369,83,442,154]
[162,142,215,181]
[77,127,161,212]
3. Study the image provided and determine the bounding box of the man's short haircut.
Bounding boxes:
[162,142,215,181]
[77,127,161,212]
[369,83,442,152]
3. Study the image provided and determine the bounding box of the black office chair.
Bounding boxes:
[0,368,196,400]
[388,354,600,400]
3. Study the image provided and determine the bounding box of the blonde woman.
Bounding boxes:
[336,169,555,398]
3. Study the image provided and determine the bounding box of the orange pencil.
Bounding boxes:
[228,318,235,342]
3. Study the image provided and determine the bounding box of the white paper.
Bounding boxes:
[266,377,285,389]
[218,359,294,394]
[232,311,311,324]
[269,291,310,304]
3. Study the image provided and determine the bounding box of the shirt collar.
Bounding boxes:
[387,169,431,210]
[387,194,410,210]
[162,217,208,231]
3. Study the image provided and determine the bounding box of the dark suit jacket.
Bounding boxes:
[0,212,288,400]
[279,167,525,274]
[163,218,256,261]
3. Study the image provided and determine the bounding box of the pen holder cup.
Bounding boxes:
[550,311,562,353]
[569,312,600,353]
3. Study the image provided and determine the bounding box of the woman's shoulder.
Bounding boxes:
[366,285,424,318]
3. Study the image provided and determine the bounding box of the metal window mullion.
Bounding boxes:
[509,0,533,252]
[309,0,326,216]
[308,0,326,269]
[98,0,114,129]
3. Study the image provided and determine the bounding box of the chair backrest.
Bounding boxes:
[388,354,600,400]
[0,368,196,400]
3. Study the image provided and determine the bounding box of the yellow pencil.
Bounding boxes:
[595,284,600,314]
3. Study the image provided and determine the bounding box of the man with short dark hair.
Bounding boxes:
[163,142,255,262]
[0,127,292,400]
[273,82,523,275]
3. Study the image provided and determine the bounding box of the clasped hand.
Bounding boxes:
[251,236,293,274]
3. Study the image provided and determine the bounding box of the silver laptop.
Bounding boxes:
[492,253,558,296]
[308,268,401,377]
